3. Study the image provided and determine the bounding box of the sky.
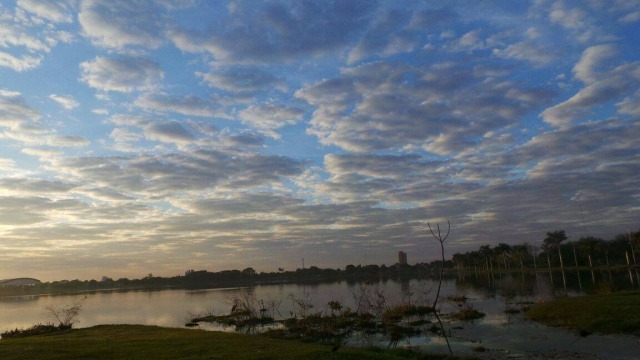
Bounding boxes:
[0,0,639,281]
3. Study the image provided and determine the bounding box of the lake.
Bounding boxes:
[1,270,639,359]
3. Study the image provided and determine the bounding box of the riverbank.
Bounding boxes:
[526,291,640,334]
[0,324,473,360]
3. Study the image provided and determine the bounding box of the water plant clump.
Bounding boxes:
[449,305,485,321]
[190,289,446,348]
[192,309,276,329]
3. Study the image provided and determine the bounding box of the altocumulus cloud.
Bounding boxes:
[0,0,639,280]
[80,57,164,93]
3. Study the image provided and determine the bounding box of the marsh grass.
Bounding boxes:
[526,291,640,334]
[448,305,485,321]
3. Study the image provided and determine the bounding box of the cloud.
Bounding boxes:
[347,9,416,64]
[492,40,557,66]
[45,147,305,197]
[0,92,40,127]
[107,114,196,147]
[0,22,50,52]
[17,0,74,23]
[450,30,485,52]
[22,147,63,159]
[311,153,482,206]
[617,93,640,116]
[49,94,79,110]
[48,135,91,147]
[134,93,223,117]
[572,44,617,84]
[0,51,43,71]
[78,0,165,50]
[548,2,587,30]
[325,153,430,181]
[297,61,554,153]
[2,123,90,148]
[79,187,135,201]
[187,192,304,217]
[0,0,78,74]
[0,177,77,194]
[169,0,377,63]
[92,108,109,115]
[541,61,640,127]
[196,67,286,93]
[221,132,265,148]
[619,11,640,23]
[0,196,85,225]
[238,104,304,138]
[143,121,195,144]
[0,158,16,171]
[80,57,164,92]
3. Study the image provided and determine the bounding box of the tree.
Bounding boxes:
[543,230,567,248]
[543,230,567,268]
[44,296,88,329]
[242,267,256,276]
[479,245,493,270]
[427,219,452,355]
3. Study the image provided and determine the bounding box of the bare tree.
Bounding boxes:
[428,219,452,355]
[44,296,88,329]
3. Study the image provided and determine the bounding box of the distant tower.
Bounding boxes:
[398,251,408,265]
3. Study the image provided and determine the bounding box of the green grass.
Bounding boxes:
[526,291,640,335]
[0,325,472,360]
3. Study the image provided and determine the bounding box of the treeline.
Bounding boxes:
[0,261,456,297]
[5,229,637,297]
[451,229,640,272]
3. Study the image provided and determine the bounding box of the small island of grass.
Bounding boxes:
[526,291,640,335]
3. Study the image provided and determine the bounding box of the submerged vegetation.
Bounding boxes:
[187,281,486,354]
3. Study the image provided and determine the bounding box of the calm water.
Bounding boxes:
[1,271,639,359]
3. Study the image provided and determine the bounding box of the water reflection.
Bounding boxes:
[1,274,638,359]
[457,269,638,297]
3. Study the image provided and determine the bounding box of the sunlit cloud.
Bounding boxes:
[49,94,80,109]
[0,0,638,281]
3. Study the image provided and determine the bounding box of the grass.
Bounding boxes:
[0,324,473,360]
[448,306,485,321]
[526,291,640,335]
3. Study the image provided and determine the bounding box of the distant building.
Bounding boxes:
[398,251,408,265]
[0,278,41,286]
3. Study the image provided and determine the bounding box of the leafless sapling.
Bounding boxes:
[428,219,453,355]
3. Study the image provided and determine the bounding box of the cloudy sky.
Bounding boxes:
[0,0,639,281]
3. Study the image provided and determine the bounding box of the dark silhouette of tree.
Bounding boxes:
[242,267,256,276]
[427,219,452,355]
[543,230,567,248]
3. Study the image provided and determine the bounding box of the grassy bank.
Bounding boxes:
[0,324,471,360]
[526,291,640,334]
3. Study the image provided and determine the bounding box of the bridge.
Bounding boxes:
[0,278,41,286]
